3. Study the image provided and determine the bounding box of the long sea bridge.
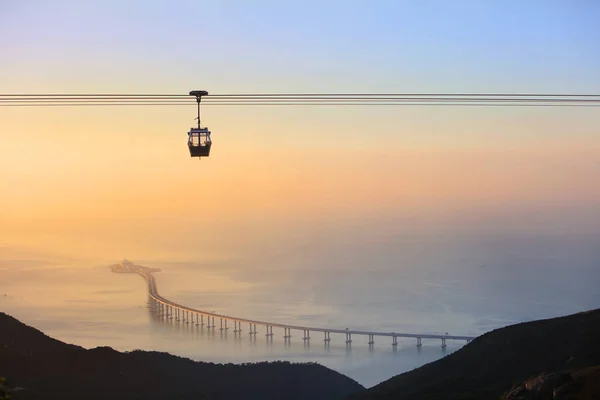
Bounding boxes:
[115,261,476,348]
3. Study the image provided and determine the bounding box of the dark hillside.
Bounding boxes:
[351,309,600,400]
[0,312,364,400]
[503,365,600,399]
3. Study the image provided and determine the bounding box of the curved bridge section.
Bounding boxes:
[127,268,476,348]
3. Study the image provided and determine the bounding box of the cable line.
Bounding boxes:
[2,92,600,97]
[2,92,600,105]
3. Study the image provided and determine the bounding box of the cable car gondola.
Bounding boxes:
[188,90,212,158]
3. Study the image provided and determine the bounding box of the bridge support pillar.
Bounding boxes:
[345,332,352,344]
[392,335,398,348]
[303,330,310,341]
[266,326,273,337]
[233,321,239,333]
[417,337,422,347]
[225,320,228,330]
[324,331,331,342]
[220,318,224,331]
[211,316,215,329]
[368,334,374,345]
[283,328,291,339]
[441,338,446,348]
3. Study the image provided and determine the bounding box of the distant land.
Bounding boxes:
[109,258,161,274]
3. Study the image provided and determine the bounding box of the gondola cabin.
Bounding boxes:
[188,127,212,157]
[187,90,212,158]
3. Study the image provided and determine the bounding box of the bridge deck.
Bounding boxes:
[134,270,476,342]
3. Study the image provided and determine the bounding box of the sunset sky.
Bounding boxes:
[1,1,600,262]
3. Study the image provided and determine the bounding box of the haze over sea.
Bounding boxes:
[2,225,599,387]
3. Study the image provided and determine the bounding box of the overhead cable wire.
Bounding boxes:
[3,97,600,103]
[0,102,600,108]
[1,93,600,107]
[2,93,600,97]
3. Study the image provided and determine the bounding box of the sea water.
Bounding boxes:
[1,233,599,387]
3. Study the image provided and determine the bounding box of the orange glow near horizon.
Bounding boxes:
[2,86,600,263]
[3,104,600,262]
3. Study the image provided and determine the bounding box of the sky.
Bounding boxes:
[1,1,600,262]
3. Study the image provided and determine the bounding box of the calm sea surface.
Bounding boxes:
[1,234,599,387]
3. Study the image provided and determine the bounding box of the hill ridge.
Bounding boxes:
[0,312,364,400]
[351,308,600,399]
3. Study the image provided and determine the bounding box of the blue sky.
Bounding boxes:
[2,1,599,93]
